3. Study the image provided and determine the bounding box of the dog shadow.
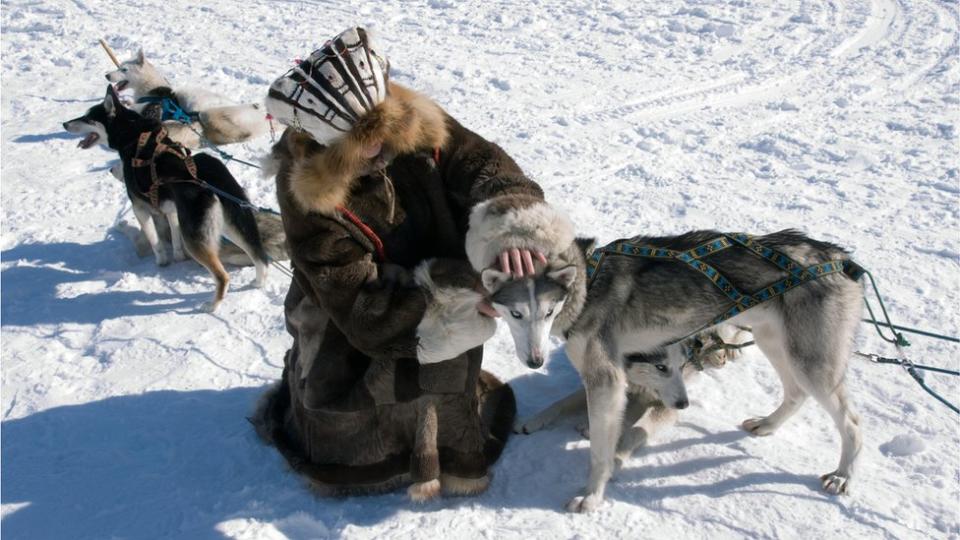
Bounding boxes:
[493,346,859,512]
[1,232,211,326]
[12,132,79,143]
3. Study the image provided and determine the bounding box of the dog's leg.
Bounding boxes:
[812,383,861,495]
[131,201,169,266]
[161,203,187,262]
[221,225,267,288]
[183,239,229,312]
[514,388,586,434]
[408,400,441,503]
[615,401,677,469]
[566,369,627,513]
[742,325,808,436]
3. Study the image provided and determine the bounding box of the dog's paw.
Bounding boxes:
[741,417,777,436]
[155,253,171,267]
[566,493,603,513]
[200,300,221,313]
[576,422,590,439]
[820,471,850,495]
[172,250,188,262]
[408,479,441,502]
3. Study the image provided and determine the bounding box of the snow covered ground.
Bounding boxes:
[2,0,959,538]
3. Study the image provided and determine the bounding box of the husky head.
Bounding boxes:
[481,265,578,369]
[623,349,690,410]
[105,49,168,96]
[63,85,156,150]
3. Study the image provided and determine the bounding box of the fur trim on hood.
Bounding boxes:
[465,195,575,271]
[280,83,449,214]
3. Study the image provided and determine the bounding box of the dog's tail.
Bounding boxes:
[194,154,270,266]
[198,103,269,145]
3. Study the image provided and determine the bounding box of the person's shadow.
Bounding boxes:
[2,387,320,540]
[1,351,879,539]
[0,384,577,540]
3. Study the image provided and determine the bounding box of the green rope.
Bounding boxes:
[861,269,911,347]
[855,269,959,415]
[855,352,960,376]
[861,320,959,344]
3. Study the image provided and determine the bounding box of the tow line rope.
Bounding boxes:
[856,268,959,414]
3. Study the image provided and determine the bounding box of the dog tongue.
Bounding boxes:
[78,133,98,149]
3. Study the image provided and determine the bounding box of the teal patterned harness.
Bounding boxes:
[584,233,865,340]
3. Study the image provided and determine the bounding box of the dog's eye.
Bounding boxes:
[545,308,554,317]
[120,67,128,73]
[510,310,523,319]
[655,364,668,373]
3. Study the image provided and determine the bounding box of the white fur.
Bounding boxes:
[259,152,281,180]
[62,118,109,150]
[414,260,497,364]
[465,199,574,271]
[105,49,266,148]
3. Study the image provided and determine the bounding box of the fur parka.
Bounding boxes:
[253,83,573,496]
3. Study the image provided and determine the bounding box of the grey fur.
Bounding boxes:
[486,229,864,512]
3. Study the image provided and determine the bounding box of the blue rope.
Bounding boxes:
[197,181,280,216]
[137,96,264,171]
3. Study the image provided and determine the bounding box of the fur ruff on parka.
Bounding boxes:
[253,83,573,496]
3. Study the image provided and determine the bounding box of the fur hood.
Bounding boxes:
[272,83,449,215]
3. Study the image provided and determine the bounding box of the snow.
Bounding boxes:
[2,0,959,538]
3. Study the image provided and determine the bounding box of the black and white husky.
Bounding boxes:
[105,48,269,148]
[481,230,864,512]
[64,86,269,312]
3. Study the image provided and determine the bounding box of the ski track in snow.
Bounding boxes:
[2,0,958,538]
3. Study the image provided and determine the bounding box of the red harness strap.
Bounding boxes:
[336,205,388,263]
[333,148,442,263]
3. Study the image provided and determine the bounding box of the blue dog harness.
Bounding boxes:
[136,96,200,124]
[584,233,865,340]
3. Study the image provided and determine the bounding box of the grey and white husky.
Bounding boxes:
[105,48,269,148]
[481,230,864,512]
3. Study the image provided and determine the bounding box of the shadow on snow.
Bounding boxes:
[1,230,212,326]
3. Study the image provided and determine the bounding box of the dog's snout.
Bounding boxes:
[62,122,69,130]
[674,398,689,410]
[526,355,544,369]
[105,74,111,81]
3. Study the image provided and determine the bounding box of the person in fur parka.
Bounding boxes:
[253,28,574,501]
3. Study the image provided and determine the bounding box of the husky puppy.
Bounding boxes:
[64,86,270,312]
[481,230,863,512]
[105,48,269,148]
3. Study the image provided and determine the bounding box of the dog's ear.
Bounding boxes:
[481,268,511,293]
[103,85,120,118]
[547,265,577,289]
[135,48,145,65]
[575,237,596,256]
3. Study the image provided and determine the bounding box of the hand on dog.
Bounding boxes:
[498,248,547,278]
